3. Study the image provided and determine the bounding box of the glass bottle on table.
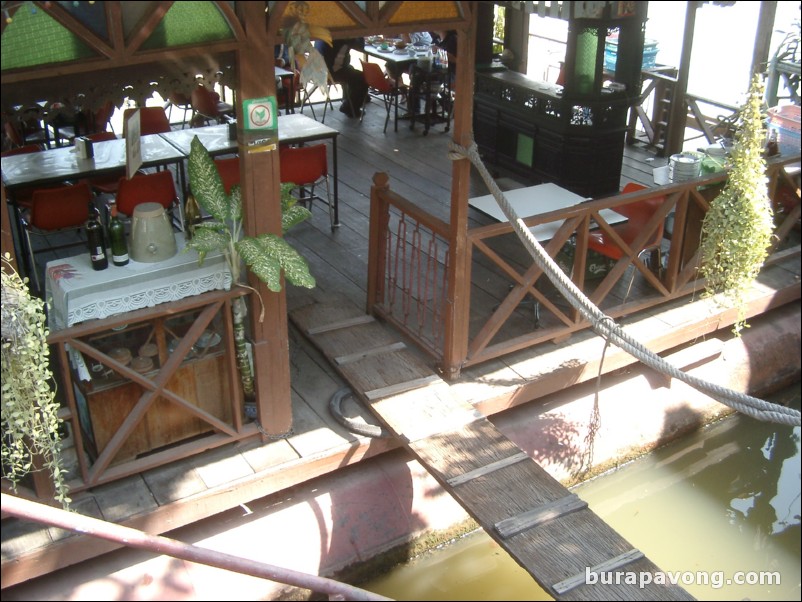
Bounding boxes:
[86,201,108,271]
[108,201,129,266]
[184,193,202,241]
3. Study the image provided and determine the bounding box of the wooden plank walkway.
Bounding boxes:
[290,296,695,600]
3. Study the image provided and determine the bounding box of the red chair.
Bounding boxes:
[90,100,116,134]
[214,156,240,195]
[165,91,193,128]
[360,59,407,133]
[587,182,666,273]
[190,85,234,127]
[114,170,180,226]
[22,181,93,292]
[279,143,334,229]
[83,131,126,196]
[122,107,172,137]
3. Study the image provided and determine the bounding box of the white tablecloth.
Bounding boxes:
[45,233,232,332]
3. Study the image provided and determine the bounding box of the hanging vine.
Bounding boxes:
[698,75,775,336]
[1,254,70,508]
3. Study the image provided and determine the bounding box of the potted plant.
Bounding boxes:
[1,255,70,508]
[185,137,315,402]
[698,74,775,335]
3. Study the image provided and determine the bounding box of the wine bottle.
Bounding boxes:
[86,201,108,271]
[108,201,129,266]
[184,193,202,241]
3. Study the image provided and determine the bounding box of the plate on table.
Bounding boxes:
[394,49,411,55]
[376,46,393,52]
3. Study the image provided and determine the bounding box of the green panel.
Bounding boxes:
[1,6,95,71]
[516,133,534,167]
[140,1,234,50]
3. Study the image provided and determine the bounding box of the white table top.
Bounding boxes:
[469,182,627,241]
[1,134,185,190]
[363,44,421,65]
[45,233,232,332]
[158,114,339,157]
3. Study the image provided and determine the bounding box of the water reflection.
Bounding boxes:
[363,386,801,601]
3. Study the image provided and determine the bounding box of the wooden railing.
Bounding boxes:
[627,68,740,153]
[367,156,801,379]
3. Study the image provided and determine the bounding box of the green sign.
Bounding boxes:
[241,96,278,152]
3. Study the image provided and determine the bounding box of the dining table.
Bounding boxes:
[1,133,188,281]
[363,42,450,135]
[158,113,341,226]
[469,182,627,238]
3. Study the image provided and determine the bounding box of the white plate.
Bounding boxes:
[394,49,410,55]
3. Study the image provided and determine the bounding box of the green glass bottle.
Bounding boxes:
[86,201,108,271]
[108,201,129,266]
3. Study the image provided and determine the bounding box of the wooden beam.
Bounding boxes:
[240,2,293,437]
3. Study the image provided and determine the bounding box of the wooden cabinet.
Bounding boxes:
[66,298,239,467]
[474,3,648,198]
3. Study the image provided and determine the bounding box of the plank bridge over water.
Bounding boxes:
[290,298,695,601]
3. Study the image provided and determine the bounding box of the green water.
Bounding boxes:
[363,386,801,601]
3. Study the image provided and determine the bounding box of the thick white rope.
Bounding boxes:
[449,140,800,427]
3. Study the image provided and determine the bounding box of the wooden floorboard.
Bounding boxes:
[291,295,693,598]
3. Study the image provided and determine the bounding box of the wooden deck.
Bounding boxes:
[2,100,800,590]
[291,295,695,600]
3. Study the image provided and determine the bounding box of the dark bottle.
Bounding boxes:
[86,201,108,271]
[108,201,129,266]
[184,193,202,241]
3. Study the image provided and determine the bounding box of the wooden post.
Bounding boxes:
[238,2,292,436]
[441,9,478,380]
[665,1,699,157]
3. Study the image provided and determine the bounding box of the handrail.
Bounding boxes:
[367,155,801,378]
[1,493,392,601]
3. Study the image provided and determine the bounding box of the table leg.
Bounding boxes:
[332,136,339,228]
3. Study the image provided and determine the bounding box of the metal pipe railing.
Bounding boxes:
[1,493,392,601]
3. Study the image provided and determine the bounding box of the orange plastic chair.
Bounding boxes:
[122,107,172,137]
[587,182,665,270]
[279,143,334,229]
[165,91,193,128]
[90,100,116,134]
[360,59,407,133]
[83,131,126,196]
[114,170,180,225]
[22,181,93,292]
[190,85,234,127]
[214,156,240,195]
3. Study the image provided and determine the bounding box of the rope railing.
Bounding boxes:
[449,140,801,427]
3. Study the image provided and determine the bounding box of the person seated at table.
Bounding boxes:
[274,44,289,68]
[401,31,433,47]
[318,38,368,118]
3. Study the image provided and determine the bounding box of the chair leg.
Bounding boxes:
[324,177,335,230]
[23,227,40,293]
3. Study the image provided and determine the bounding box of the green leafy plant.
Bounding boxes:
[1,254,70,509]
[186,136,315,399]
[698,75,775,335]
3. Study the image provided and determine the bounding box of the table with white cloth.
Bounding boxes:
[159,114,341,224]
[45,233,231,332]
